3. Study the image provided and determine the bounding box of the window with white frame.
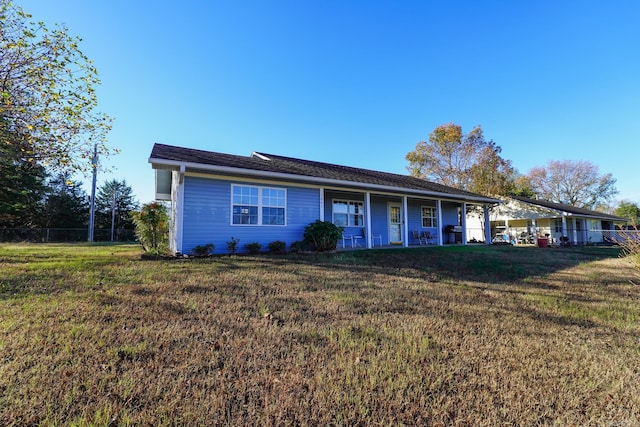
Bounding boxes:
[332,200,364,227]
[232,184,286,225]
[421,206,437,228]
[554,219,563,233]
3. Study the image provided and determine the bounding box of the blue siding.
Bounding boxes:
[182,176,320,254]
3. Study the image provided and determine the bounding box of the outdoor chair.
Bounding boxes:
[370,232,383,247]
[341,234,353,248]
[411,230,427,245]
[421,231,435,245]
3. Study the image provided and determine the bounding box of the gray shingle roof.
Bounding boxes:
[510,196,623,221]
[149,143,498,202]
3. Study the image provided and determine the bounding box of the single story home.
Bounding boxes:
[148,143,500,255]
[483,195,624,245]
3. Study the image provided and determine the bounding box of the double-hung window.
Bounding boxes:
[421,206,437,228]
[332,200,364,227]
[232,184,286,226]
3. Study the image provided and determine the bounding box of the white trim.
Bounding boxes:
[387,202,403,244]
[436,200,443,246]
[149,158,499,204]
[402,196,408,248]
[365,192,372,248]
[230,184,287,226]
[250,152,271,161]
[319,188,325,222]
[181,170,492,205]
[173,170,185,255]
[461,202,467,245]
[420,205,437,228]
[331,198,364,227]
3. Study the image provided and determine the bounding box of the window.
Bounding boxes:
[232,185,285,225]
[554,219,563,233]
[421,206,437,228]
[332,200,364,227]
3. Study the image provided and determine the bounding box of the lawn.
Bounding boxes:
[1,243,639,426]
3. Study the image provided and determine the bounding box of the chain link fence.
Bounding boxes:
[0,228,136,243]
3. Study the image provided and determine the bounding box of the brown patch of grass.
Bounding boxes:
[1,244,639,425]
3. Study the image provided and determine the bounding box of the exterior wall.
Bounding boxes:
[181,175,320,254]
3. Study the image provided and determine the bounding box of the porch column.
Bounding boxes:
[562,215,568,238]
[461,202,468,245]
[319,188,325,221]
[436,200,443,246]
[365,192,372,249]
[572,217,578,245]
[532,218,538,245]
[402,196,408,248]
[483,205,491,245]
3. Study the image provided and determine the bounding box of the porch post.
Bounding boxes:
[365,192,372,249]
[561,215,568,239]
[436,199,443,246]
[402,196,408,248]
[483,204,492,245]
[572,217,578,245]
[461,202,468,245]
[532,218,538,245]
[319,188,325,221]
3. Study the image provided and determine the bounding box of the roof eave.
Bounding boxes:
[149,157,500,204]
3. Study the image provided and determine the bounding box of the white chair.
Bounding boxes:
[341,234,353,248]
[371,233,382,247]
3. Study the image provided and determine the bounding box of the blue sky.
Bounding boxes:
[25,1,640,205]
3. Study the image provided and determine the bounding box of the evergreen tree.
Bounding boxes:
[95,179,139,239]
[40,172,89,228]
[0,124,47,227]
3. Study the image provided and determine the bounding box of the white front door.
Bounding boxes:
[388,203,402,244]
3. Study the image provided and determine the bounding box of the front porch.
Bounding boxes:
[322,189,492,250]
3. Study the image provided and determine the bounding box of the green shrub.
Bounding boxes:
[131,202,169,255]
[191,243,214,257]
[244,242,262,254]
[303,220,343,252]
[268,240,287,253]
[289,241,305,253]
[226,237,240,255]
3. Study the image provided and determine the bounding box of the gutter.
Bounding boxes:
[148,157,501,204]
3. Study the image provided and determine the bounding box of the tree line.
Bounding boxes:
[1,138,138,235]
[405,122,638,225]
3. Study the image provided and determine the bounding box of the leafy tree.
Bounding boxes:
[509,175,537,198]
[40,172,89,228]
[527,160,617,209]
[468,144,515,196]
[95,179,139,237]
[0,0,113,173]
[132,202,169,255]
[616,200,640,227]
[0,124,46,227]
[406,123,513,195]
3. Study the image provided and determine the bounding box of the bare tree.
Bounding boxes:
[527,160,617,209]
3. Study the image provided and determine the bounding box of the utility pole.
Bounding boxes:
[88,143,98,242]
[110,186,118,242]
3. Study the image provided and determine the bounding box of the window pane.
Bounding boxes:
[262,207,285,225]
[334,213,348,226]
[233,205,258,224]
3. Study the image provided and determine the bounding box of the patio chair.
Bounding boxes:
[370,232,383,247]
[411,230,427,245]
[421,231,436,245]
[341,234,353,248]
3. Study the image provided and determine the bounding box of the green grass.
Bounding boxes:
[1,243,639,425]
